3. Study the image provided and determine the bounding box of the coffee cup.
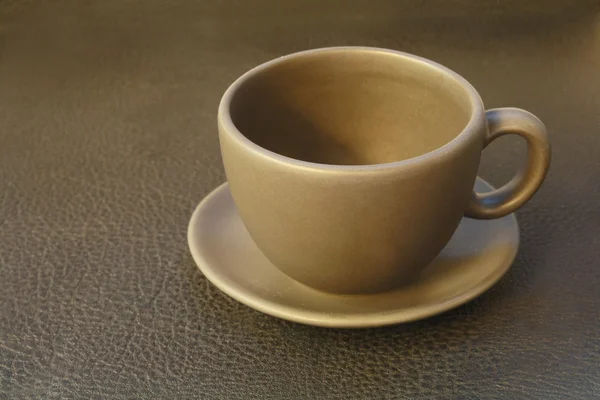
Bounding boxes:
[217,47,550,294]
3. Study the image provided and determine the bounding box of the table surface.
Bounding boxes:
[1,1,599,398]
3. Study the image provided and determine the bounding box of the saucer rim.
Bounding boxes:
[188,177,519,328]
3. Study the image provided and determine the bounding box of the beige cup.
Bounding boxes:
[218,47,550,294]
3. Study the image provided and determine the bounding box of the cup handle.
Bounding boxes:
[465,107,551,219]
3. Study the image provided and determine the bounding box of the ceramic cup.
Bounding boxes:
[217,47,550,294]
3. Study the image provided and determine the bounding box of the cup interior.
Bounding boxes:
[227,49,475,166]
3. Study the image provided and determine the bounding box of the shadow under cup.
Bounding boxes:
[228,49,475,166]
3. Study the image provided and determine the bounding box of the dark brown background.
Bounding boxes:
[1,1,599,398]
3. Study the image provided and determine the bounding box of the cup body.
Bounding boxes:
[218,47,487,294]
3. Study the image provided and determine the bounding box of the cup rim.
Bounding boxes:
[218,46,485,172]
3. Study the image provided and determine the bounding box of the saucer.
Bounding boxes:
[188,178,519,328]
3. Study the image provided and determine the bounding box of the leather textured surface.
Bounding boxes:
[1,1,599,398]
